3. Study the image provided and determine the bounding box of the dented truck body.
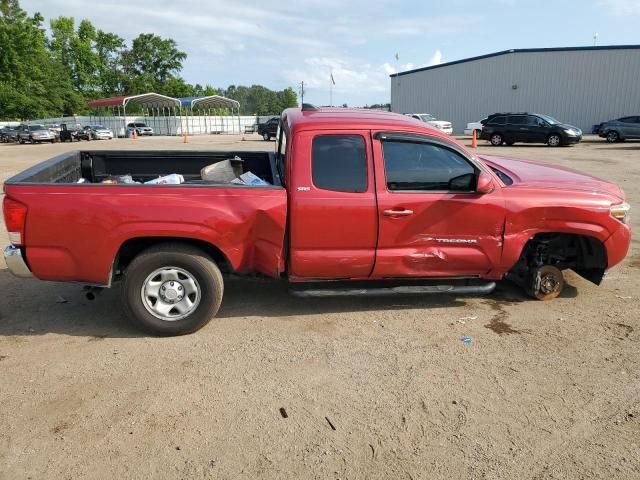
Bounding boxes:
[2,108,631,318]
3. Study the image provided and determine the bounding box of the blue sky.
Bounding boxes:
[22,0,640,106]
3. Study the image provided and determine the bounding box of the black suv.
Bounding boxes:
[257,117,279,141]
[480,113,582,147]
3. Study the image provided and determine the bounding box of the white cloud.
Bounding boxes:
[597,0,640,15]
[20,0,472,104]
[382,50,443,75]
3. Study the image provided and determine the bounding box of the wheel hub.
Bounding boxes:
[540,273,559,294]
[140,267,201,321]
[159,280,184,303]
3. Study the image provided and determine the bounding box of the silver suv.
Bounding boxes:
[17,124,55,144]
[598,116,640,142]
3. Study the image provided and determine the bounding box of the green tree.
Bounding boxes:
[94,30,125,95]
[0,1,80,118]
[121,33,186,92]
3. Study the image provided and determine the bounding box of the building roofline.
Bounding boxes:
[390,44,640,77]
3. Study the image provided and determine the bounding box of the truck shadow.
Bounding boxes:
[0,270,575,338]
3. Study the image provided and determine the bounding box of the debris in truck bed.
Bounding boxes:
[100,175,139,185]
[231,171,270,186]
[144,174,184,185]
[201,156,243,182]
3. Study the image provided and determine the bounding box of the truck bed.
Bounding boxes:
[4,150,287,285]
[7,150,282,186]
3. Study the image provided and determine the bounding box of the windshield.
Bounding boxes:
[416,114,436,122]
[135,123,147,127]
[537,114,560,125]
[30,125,46,131]
[91,125,106,129]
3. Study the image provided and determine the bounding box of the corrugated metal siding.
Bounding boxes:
[391,48,640,134]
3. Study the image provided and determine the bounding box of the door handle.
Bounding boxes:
[383,208,414,216]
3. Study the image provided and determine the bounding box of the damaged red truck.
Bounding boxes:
[2,107,632,335]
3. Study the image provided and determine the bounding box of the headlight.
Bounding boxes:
[564,129,578,136]
[610,202,631,224]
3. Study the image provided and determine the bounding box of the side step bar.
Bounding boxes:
[290,282,496,298]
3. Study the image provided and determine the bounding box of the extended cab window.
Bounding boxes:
[312,135,367,193]
[382,141,476,192]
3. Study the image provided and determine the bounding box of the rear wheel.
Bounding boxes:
[490,133,503,146]
[547,134,561,147]
[263,132,270,141]
[121,243,224,336]
[606,131,619,143]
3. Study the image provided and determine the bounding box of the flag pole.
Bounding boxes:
[329,71,333,107]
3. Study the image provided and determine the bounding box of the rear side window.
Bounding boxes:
[508,115,527,125]
[312,135,367,193]
[382,141,476,191]
[488,116,506,125]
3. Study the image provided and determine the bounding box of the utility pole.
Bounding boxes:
[593,32,598,46]
[299,81,305,106]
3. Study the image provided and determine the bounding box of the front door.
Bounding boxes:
[372,134,506,278]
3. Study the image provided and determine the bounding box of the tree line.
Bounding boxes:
[0,0,298,120]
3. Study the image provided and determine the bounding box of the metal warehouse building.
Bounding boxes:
[390,45,640,134]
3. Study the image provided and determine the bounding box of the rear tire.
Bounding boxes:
[490,133,503,146]
[121,243,224,336]
[263,132,270,141]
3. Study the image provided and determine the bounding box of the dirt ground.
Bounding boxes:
[0,134,638,479]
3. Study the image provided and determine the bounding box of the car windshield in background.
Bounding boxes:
[91,125,106,129]
[417,114,436,122]
[538,115,560,125]
[30,125,46,131]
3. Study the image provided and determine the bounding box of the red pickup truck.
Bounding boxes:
[2,107,631,335]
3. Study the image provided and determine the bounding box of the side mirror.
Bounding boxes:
[476,172,495,194]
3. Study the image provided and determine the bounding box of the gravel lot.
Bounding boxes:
[1,134,638,479]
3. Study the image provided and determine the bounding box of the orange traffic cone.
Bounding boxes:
[183,132,188,143]
[471,129,477,148]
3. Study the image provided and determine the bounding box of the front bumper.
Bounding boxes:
[604,223,632,269]
[3,246,33,278]
[94,133,113,139]
[563,134,582,145]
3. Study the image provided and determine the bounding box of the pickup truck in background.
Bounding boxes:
[2,107,631,335]
[257,116,279,141]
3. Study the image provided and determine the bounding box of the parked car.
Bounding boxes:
[257,117,279,140]
[0,127,18,143]
[16,124,55,144]
[464,118,486,137]
[480,113,582,147]
[127,122,153,136]
[44,124,62,141]
[59,123,81,142]
[597,116,640,142]
[404,113,453,134]
[86,125,114,140]
[2,107,630,335]
[75,126,94,141]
